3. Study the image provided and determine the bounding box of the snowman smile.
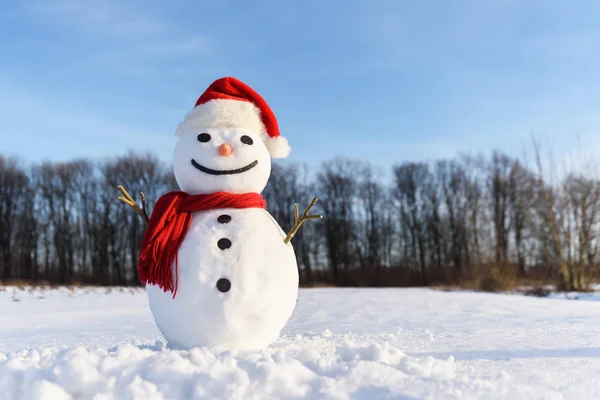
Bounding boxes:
[191,159,259,175]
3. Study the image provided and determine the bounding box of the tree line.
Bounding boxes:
[1,145,599,291]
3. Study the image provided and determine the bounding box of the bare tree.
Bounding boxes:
[393,162,432,285]
[355,164,390,284]
[488,151,513,268]
[264,162,323,284]
[318,158,360,286]
[2,140,599,291]
[531,141,600,291]
[0,156,29,280]
[436,159,471,273]
[508,161,535,275]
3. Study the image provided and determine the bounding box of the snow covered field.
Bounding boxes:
[2,286,600,399]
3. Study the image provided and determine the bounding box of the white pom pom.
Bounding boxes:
[265,136,291,158]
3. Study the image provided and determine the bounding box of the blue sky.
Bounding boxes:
[1,0,599,171]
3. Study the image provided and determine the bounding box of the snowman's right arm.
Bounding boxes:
[116,185,150,225]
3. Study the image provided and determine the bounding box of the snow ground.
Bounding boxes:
[2,286,600,399]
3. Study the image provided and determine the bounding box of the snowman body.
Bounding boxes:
[146,207,298,350]
[141,105,299,349]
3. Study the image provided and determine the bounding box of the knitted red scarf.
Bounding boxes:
[138,191,266,297]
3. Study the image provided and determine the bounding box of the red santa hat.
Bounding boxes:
[175,77,291,158]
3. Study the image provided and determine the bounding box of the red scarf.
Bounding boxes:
[138,191,266,297]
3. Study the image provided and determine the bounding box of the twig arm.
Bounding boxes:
[117,185,150,225]
[284,196,323,244]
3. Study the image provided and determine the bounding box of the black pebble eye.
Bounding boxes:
[240,135,253,145]
[197,133,211,143]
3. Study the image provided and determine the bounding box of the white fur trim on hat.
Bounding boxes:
[265,136,291,158]
[175,99,266,136]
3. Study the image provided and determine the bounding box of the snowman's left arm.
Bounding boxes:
[283,197,323,244]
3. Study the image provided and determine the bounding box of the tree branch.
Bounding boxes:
[284,196,323,244]
[116,185,149,225]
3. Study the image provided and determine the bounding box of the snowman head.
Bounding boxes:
[173,77,290,195]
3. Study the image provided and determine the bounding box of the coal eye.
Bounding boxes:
[240,135,253,145]
[197,133,211,143]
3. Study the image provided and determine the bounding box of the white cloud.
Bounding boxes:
[0,80,176,163]
[25,0,211,58]
[30,0,167,35]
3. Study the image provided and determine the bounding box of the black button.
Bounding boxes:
[217,238,232,250]
[218,215,231,224]
[216,278,231,293]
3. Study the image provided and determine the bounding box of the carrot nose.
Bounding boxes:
[219,144,233,157]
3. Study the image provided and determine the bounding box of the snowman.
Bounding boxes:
[117,77,321,350]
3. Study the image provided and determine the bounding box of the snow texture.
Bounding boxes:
[2,286,600,399]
